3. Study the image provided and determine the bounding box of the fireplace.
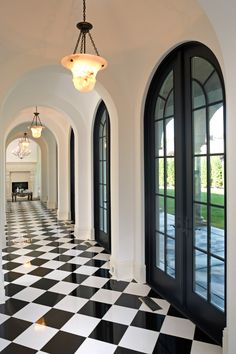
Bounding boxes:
[12,182,28,193]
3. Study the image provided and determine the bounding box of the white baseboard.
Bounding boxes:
[133,262,146,283]
[57,210,70,220]
[74,226,94,240]
[47,201,57,210]
[109,257,133,281]
[223,327,228,354]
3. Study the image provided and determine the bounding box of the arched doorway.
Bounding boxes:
[93,101,111,252]
[144,42,226,343]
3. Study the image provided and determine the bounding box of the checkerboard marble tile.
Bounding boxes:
[1,201,222,353]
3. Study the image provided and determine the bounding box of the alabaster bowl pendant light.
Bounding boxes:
[61,0,107,92]
[30,106,44,138]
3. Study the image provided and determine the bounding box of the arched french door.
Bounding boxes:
[70,128,75,223]
[93,101,111,252]
[144,42,226,344]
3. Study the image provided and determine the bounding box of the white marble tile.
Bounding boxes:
[13,303,50,322]
[44,270,70,281]
[81,276,109,288]
[74,265,99,275]
[75,338,116,354]
[13,287,45,302]
[14,323,58,350]
[123,282,150,296]
[191,341,222,354]
[54,295,88,313]
[91,289,122,305]
[13,274,41,286]
[62,313,100,337]
[49,281,78,294]
[160,315,195,340]
[103,305,138,325]
[119,326,159,353]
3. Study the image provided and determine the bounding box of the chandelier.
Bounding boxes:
[12,134,31,160]
[30,106,44,138]
[19,132,30,148]
[61,0,107,92]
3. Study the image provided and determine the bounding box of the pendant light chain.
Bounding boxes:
[83,0,86,22]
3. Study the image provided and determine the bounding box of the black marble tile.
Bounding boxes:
[78,300,111,318]
[37,308,73,329]
[103,279,129,292]
[93,269,112,278]
[153,333,192,354]
[2,247,18,253]
[3,262,21,271]
[0,317,31,340]
[26,251,45,257]
[63,273,88,284]
[1,343,37,354]
[50,248,68,254]
[4,271,23,282]
[167,305,187,319]
[115,294,142,309]
[47,241,60,247]
[131,311,165,331]
[74,245,88,251]
[2,253,20,261]
[148,289,164,299]
[42,331,85,354]
[69,285,98,299]
[29,267,53,277]
[23,244,41,250]
[79,251,98,258]
[5,283,25,297]
[194,326,217,344]
[30,258,48,266]
[54,255,74,262]
[33,291,65,306]
[58,263,80,272]
[85,259,107,267]
[89,320,127,344]
[0,298,28,316]
[30,278,58,290]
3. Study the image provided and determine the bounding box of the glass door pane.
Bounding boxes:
[191,56,225,311]
[154,70,176,278]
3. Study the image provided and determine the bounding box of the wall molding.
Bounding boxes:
[47,201,57,210]
[74,226,94,240]
[109,256,133,281]
[57,210,70,220]
[133,262,146,283]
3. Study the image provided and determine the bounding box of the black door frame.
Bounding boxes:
[70,128,75,223]
[144,42,226,344]
[93,101,111,252]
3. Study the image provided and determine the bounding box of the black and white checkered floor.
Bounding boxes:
[1,201,222,354]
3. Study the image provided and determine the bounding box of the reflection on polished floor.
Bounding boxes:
[1,201,222,354]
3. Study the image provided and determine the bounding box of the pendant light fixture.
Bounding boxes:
[61,0,107,92]
[30,106,44,138]
[19,132,30,148]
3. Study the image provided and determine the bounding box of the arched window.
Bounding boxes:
[93,101,111,252]
[144,42,226,344]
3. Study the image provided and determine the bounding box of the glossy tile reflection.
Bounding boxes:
[1,201,222,353]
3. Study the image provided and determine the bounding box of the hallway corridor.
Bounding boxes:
[0,201,221,354]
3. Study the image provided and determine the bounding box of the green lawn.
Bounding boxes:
[158,188,224,229]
